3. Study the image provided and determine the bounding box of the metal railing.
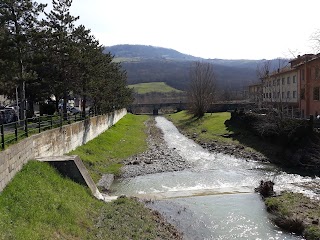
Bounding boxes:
[0,112,93,150]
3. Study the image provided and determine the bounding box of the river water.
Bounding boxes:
[111,116,320,239]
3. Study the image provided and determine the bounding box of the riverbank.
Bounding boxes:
[166,111,271,163]
[119,113,267,177]
[0,161,182,240]
[265,192,320,240]
[0,114,183,239]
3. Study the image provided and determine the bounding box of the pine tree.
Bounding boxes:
[0,0,46,118]
[71,24,102,115]
[42,0,79,117]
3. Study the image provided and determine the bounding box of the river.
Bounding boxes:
[111,116,320,239]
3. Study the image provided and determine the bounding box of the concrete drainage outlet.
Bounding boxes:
[35,155,117,202]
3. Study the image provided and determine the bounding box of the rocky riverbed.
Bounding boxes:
[120,117,270,179]
[120,117,192,178]
[117,116,320,240]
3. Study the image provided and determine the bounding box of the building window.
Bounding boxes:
[293,75,296,83]
[282,78,285,85]
[277,79,280,86]
[301,69,305,81]
[277,92,280,99]
[282,92,284,99]
[287,76,290,84]
[273,80,276,86]
[301,88,305,100]
[269,93,271,98]
[313,87,320,100]
[287,91,290,99]
[293,91,297,98]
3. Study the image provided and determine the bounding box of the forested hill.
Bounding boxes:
[104,44,289,91]
[104,44,201,61]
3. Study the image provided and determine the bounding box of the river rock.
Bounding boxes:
[121,118,192,178]
[97,174,114,192]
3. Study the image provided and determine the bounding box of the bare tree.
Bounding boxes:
[310,29,320,53]
[187,62,217,117]
[256,60,272,81]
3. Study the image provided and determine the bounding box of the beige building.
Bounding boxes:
[261,67,299,117]
[248,83,262,106]
[262,67,299,106]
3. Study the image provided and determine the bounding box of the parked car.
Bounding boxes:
[69,107,81,115]
[0,109,17,124]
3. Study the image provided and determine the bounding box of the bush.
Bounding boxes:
[228,111,312,147]
[40,103,56,115]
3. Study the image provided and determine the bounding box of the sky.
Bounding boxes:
[38,0,320,60]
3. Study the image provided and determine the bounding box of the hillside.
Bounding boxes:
[104,44,201,61]
[105,44,289,93]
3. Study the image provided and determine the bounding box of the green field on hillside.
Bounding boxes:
[129,82,183,94]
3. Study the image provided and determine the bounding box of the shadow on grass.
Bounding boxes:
[225,123,318,177]
[176,115,202,128]
[225,123,282,162]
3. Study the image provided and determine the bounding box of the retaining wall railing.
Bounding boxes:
[0,108,127,191]
[0,112,101,151]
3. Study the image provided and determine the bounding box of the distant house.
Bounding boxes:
[248,83,262,106]
[291,54,320,118]
[261,66,299,116]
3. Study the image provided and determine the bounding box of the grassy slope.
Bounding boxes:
[129,82,182,94]
[0,114,180,240]
[0,161,179,240]
[69,114,148,182]
[0,161,103,240]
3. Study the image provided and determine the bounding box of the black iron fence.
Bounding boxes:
[0,112,93,150]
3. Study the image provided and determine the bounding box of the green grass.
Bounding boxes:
[167,111,236,143]
[265,192,320,239]
[0,161,179,240]
[129,82,183,94]
[0,161,103,240]
[69,114,149,182]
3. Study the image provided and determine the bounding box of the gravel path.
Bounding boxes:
[121,117,192,178]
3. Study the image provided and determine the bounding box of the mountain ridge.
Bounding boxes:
[104,44,289,92]
[104,44,202,61]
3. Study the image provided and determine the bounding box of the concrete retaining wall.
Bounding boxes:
[0,108,127,192]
